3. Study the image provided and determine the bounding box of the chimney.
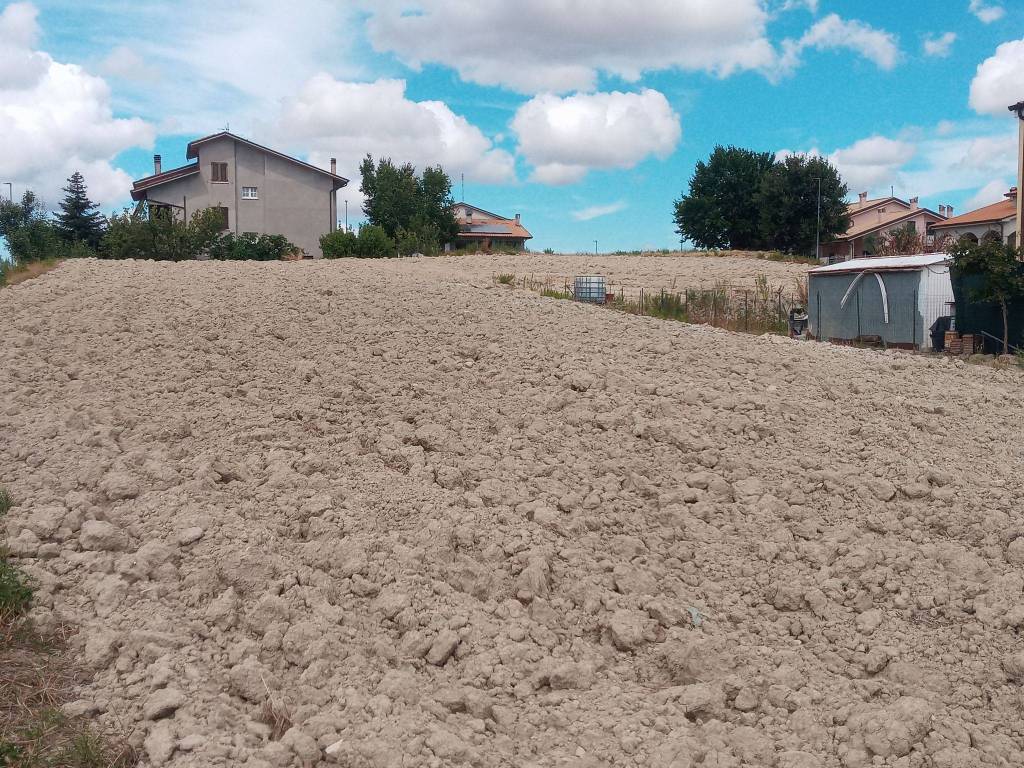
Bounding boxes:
[938,205,946,217]
[515,213,521,224]
[858,191,868,207]
[153,154,162,175]
[909,196,919,210]
[946,205,953,217]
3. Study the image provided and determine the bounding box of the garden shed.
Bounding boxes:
[807,253,954,350]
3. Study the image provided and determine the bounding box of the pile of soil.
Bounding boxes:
[1,259,1022,768]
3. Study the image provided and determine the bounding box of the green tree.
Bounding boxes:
[673,146,776,249]
[756,155,849,256]
[55,171,105,249]
[102,205,224,261]
[951,238,1024,355]
[359,155,458,252]
[320,225,395,259]
[0,191,60,264]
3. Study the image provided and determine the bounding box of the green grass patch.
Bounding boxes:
[540,288,572,300]
[0,552,33,620]
[495,272,515,285]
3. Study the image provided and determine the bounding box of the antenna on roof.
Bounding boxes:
[891,185,894,197]
[461,173,465,203]
[224,123,230,133]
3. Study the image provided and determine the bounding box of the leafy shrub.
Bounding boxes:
[543,248,555,254]
[208,232,294,261]
[0,192,61,264]
[0,487,10,515]
[320,230,359,259]
[395,214,442,256]
[102,205,224,261]
[0,553,33,618]
[321,225,396,259]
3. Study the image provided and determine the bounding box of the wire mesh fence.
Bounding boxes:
[501,273,805,336]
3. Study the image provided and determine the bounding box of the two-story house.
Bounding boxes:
[130,131,348,258]
[820,192,947,263]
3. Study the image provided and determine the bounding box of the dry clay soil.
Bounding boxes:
[398,253,812,298]
[2,258,1024,768]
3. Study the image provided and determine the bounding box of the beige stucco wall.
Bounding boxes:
[144,136,338,258]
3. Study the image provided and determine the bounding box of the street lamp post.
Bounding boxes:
[3,183,11,203]
[1010,101,1024,247]
[813,177,822,262]
[594,240,598,256]
[345,200,349,232]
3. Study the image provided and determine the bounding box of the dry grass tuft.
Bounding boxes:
[0,259,63,288]
[257,696,293,741]
[0,608,137,766]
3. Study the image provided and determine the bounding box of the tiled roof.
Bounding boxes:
[827,207,944,242]
[185,131,348,187]
[454,202,532,240]
[931,198,1015,229]
[130,163,200,201]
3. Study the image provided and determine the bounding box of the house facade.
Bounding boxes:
[820,192,947,263]
[131,132,348,258]
[453,203,532,251]
[929,188,1018,248]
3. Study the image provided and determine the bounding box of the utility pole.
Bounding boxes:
[461,173,465,202]
[344,200,349,232]
[813,176,822,262]
[594,240,598,256]
[3,182,11,203]
[1010,101,1024,248]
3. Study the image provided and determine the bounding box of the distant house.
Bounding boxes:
[820,192,947,263]
[929,188,1018,248]
[453,203,532,251]
[131,131,348,258]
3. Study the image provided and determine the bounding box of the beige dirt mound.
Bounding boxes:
[2,258,1023,768]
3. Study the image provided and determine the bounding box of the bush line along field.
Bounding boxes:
[1,258,1023,768]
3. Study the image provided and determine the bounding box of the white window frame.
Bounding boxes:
[241,186,258,200]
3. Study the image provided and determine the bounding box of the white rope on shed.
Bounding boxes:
[838,270,890,324]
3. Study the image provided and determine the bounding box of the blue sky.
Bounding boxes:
[2,0,1022,252]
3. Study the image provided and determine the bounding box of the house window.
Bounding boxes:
[211,162,228,183]
[212,206,229,230]
[241,186,258,200]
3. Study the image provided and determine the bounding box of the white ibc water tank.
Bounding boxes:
[574,275,607,303]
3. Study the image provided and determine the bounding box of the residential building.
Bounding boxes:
[820,192,947,263]
[807,253,954,350]
[929,188,1018,248]
[453,203,532,251]
[131,131,348,258]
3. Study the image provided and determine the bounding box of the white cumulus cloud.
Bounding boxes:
[778,14,901,76]
[571,201,628,222]
[828,136,917,192]
[923,32,957,58]
[963,179,1013,211]
[969,0,1005,24]
[270,75,516,192]
[511,90,681,185]
[969,39,1024,115]
[364,0,777,94]
[0,2,154,208]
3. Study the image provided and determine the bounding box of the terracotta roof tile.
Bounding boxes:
[931,198,1015,229]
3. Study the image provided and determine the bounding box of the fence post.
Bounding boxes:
[856,288,861,340]
[817,291,821,341]
[912,288,917,349]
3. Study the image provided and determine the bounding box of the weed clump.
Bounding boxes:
[496,273,515,285]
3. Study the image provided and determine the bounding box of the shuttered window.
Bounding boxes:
[211,162,228,183]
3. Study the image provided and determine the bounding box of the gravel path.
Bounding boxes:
[2,258,1023,768]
